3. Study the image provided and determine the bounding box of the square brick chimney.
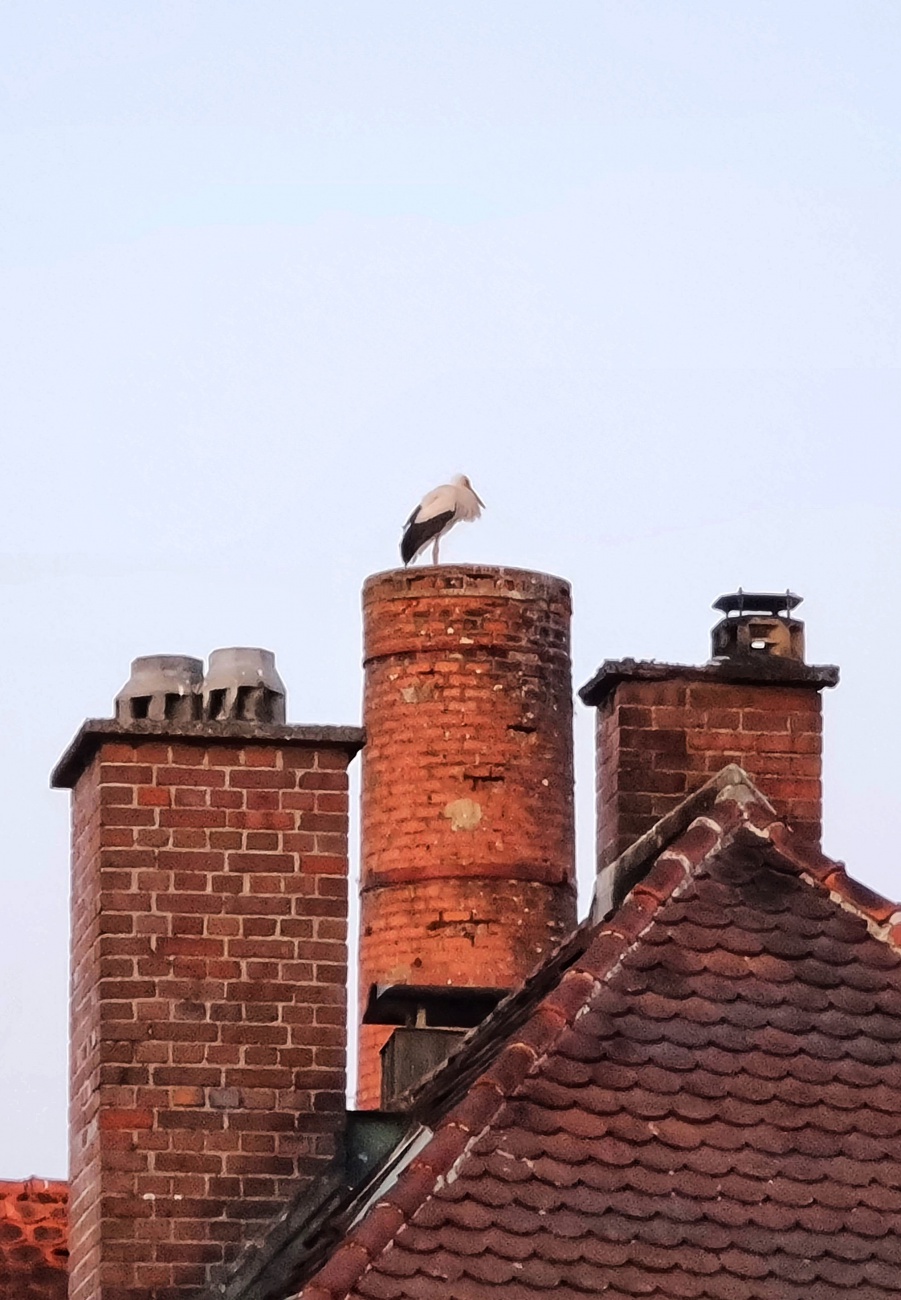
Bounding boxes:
[580,592,838,912]
[52,651,363,1300]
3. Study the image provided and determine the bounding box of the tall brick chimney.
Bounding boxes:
[580,591,838,912]
[358,567,577,1108]
[52,651,363,1300]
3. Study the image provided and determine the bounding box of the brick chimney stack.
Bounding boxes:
[52,651,363,1300]
[580,591,838,913]
[358,567,577,1108]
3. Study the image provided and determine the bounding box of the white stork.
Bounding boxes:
[400,475,485,566]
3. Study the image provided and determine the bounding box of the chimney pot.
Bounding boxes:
[202,647,287,723]
[115,654,203,724]
[710,590,805,663]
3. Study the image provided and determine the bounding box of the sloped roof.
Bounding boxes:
[294,767,901,1300]
[0,1179,68,1300]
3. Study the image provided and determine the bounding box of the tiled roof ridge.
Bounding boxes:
[295,776,755,1300]
[630,763,901,950]
[693,766,901,948]
[751,808,901,952]
[590,763,776,919]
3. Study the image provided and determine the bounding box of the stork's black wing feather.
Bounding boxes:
[401,509,455,565]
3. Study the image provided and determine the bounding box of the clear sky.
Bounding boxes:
[2,1,900,1177]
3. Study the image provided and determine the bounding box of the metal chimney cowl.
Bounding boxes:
[710,590,806,664]
[115,655,204,725]
[202,647,287,724]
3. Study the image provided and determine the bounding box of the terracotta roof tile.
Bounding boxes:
[287,768,901,1300]
[0,1179,68,1300]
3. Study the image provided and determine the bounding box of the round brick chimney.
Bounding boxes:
[358,565,577,1105]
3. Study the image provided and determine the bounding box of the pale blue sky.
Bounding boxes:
[2,2,900,1176]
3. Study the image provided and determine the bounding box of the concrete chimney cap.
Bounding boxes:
[116,655,204,700]
[203,648,286,694]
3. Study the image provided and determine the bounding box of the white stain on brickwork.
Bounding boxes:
[443,798,482,831]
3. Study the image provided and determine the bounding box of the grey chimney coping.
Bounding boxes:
[578,657,840,708]
[51,718,365,789]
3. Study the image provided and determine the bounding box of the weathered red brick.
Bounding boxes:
[358,568,577,1106]
[66,730,352,1300]
[593,673,827,869]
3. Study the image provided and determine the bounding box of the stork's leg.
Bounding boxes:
[432,537,440,565]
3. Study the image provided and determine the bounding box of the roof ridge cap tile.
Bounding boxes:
[301,945,656,1297]
[601,782,749,921]
[712,776,901,948]
[763,820,901,951]
[0,1177,68,1208]
[707,770,901,946]
[396,918,595,1118]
